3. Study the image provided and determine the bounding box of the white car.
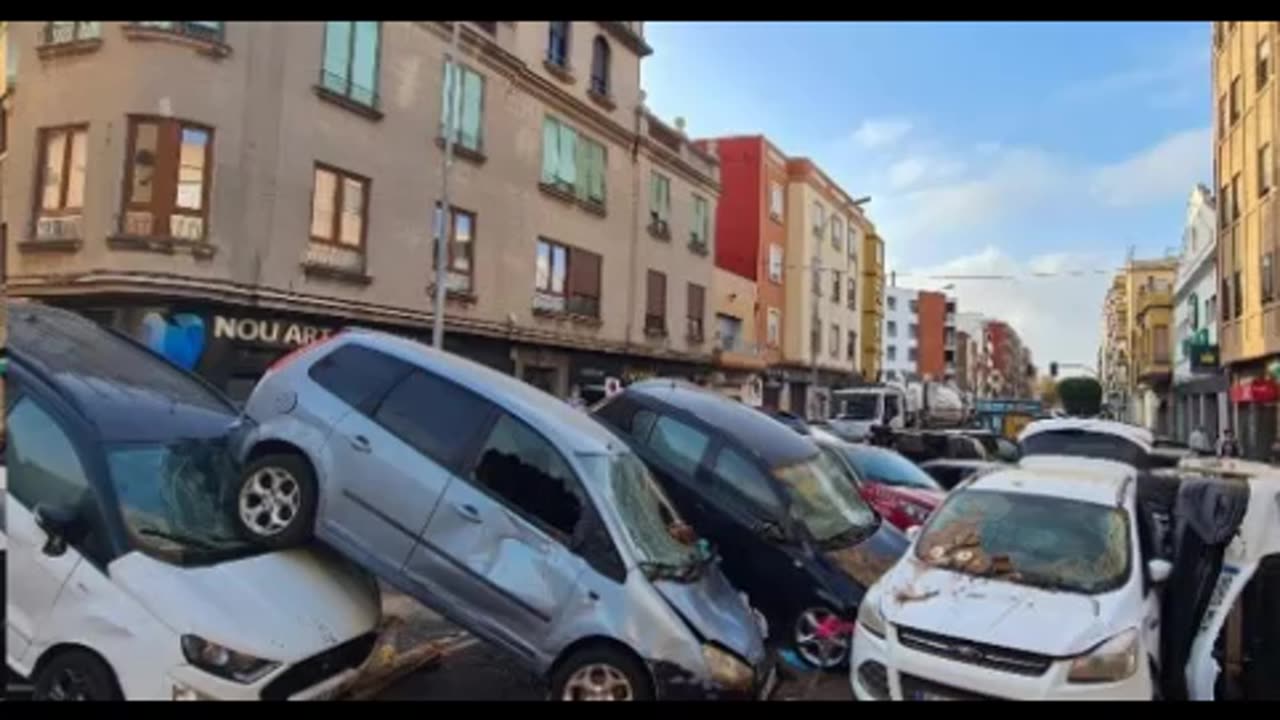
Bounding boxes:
[850,461,1167,700]
[4,301,383,700]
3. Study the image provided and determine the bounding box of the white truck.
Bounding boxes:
[827,381,965,442]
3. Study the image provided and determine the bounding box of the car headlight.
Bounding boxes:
[1067,629,1139,683]
[181,634,280,684]
[702,644,754,691]
[856,595,887,639]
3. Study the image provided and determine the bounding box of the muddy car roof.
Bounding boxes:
[6,300,239,443]
[1019,417,1154,452]
[968,462,1135,507]
[626,379,818,468]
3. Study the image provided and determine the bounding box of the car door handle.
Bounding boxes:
[349,434,371,453]
[452,502,482,523]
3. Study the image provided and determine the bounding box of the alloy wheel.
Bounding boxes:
[561,663,635,701]
[238,466,302,537]
[793,607,850,669]
[45,668,91,701]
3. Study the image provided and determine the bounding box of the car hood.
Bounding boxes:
[653,567,767,665]
[878,558,1126,657]
[111,547,382,663]
[882,485,946,509]
[823,521,910,590]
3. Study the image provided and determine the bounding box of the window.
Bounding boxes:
[831,271,841,304]
[534,237,601,318]
[1261,143,1274,197]
[910,323,919,339]
[811,320,822,356]
[321,22,380,107]
[767,307,781,346]
[812,258,823,298]
[1234,270,1243,318]
[1221,182,1232,229]
[768,244,783,282]
[887,295,897,311]
[309,344,411,411]
[847,277,857,311]
[36,125,88,222]
[441,62,485,153]
[541,117,606,206]
[376,370,493,470]
[831,216,844,250]
[1218,94,1227,139]
[717,314,742,350]
[649,172,671,229]
[647,415,710,476]
[847,330,858,360]
[887,344,897,361]
[812,201,825,235]
[472,412,584,539]
[1230,75,1241,123]
[691,194,710,250]
[1222,278,1231,321]
[646,270,667,334]
[134,21,223,42]
[887,320,897,337]
[830,323,840,358]
[908,347,919,363]
[1260,37,1272,90]
[43,21,102,44]
[310,164,368,249]
[433,204,476,294]
[7,397,91,514]
[1153,326,1170,363]
[1231,173,1242,220]
[1264,252,1275,303]
[1,101,6,156]
[687,283,706,341]
[712,448,782,515]
[909,299,919,314]
[769,182,784,219]
[122,118,212,241]
[590,36,611,95]
[547,21,570,67]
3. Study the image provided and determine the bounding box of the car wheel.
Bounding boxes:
[792,606,850,670]
[234,452,317,549]
[32,649,122,701]
[550,646,654,701]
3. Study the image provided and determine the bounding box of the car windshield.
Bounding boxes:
[915,489,1131,595]
[844,447,942,492]
[1021,430,1147,468]
[106,436,260,566]
[773,451,879,546]
[607,452,704,580]
[835,394,880,421]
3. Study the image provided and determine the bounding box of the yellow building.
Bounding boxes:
[1214,21,1278,455]
[1099,258,1177,427]
[861,229,885,382]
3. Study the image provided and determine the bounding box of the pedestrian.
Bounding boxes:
[1188,425,1212,456]
[1217,428,1241,458]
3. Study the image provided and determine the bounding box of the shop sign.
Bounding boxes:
[1230,377,1280,404]
[212,315,334,347]
[1189,343,1219,372]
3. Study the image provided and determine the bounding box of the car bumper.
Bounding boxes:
[652,655,780,701]
[850,622,1153,701]
[168,665,362,701]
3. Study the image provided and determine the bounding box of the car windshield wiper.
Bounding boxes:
[137,527,233,553]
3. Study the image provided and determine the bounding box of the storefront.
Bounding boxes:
[1229,372,1279,460]
[1173,343,1228,443]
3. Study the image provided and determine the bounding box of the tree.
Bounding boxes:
[1037,377,1060,408]
[1057,376,1103,417]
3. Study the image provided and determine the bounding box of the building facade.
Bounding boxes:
[860,230,885,382]
[1172,184,1228,442]
[1100,275,1131,415]
[882,282,919,382]
[1214,21,1279,458]
[4,21,721,403]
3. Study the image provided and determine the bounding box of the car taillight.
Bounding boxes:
[267,330,344,374]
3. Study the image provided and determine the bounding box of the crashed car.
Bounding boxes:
[236,329,774,700]
[850,454,1280,700]
[4,302,382,701]
[825,442,945,533]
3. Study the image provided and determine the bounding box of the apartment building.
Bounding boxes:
[1214,21,1279,457]
[1100,274,1130,413]
[882,283,919,382]
[956,311,988,395]
[3,21,719,402]
[860,228,885,382]
[1172,184,1228,441]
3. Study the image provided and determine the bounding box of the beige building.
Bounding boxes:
[2,21,718,401]
[708,266,767,404]
[780,158,864,417]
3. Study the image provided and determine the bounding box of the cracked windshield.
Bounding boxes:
[4,19,1277,703]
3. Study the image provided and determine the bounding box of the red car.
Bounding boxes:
[816,440,945,532]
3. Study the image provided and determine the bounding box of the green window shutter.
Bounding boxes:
[558,123,577,187]
[574,138,590,200]
[440,62,458,138]
[649,173,660,215]
[541,117,559,184]
[322,22,352,93]
[659,176,669,220]
[350,22,379,105]
[460,68,484,150]
[589,142,606,203]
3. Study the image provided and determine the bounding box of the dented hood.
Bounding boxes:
[879,559,1126,657]
[653,567,768,666]
[110,547,382,663]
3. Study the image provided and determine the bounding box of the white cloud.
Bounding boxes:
[850,117,913,149]
[898,246,1119,369]
[886,154,967,191]
[1089,127,1212,208]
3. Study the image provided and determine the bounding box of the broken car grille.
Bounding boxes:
[260,632,379,700]
[896,626,1052,676]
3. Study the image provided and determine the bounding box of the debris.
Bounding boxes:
[893,587,940,604]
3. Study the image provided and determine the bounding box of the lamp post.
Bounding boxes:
[432,20,462,349]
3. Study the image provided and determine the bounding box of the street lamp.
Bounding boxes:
[432,21,463,349]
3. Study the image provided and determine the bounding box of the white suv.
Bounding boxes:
[850,461,1167,700]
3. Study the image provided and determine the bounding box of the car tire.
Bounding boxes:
[233,452,318,550]
[791,606,851,670]
[32,649,122,701]
[550,646,654,701]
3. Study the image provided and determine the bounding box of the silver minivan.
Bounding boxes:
[234,329,774,700]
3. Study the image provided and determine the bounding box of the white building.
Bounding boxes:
[882,282,919,382]
[1172,184,1227,442]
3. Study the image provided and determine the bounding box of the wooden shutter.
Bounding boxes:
[569,247,601,298]
[647,270,666,316]
[687,283,705,320]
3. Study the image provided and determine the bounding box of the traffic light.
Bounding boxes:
[1050,362,1059,378]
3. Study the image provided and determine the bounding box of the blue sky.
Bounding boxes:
[641,21,1212,369]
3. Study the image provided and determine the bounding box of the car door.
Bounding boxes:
[635,411,716,530]
[411,410,589,660]
[322,367,491,577]
[4,393,94,667]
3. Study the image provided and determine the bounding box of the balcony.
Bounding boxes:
[714,334,766,371]
[1136,282,1173,316]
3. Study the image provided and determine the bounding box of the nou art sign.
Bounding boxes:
[212,316,334,347]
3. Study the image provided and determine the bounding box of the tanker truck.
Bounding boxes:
[827,380,966,442]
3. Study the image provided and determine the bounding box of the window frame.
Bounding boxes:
[441,60,486,154]
[887,320,897,337]
[433,203,477,294]
[1263,252,1276,304]
[767,307,781,346]
[831,215,844,250]
[371,368,497,475]
[321,21,382,109]
[769,181,784,220]
[645,413,712,479]
[847,276,857,311]
[830,323,840,359]
[308,162,371,251]
[646,269,668,334]
[535,237,569,298]
[831,270,841,305]
[590,35,611,96]
[768,243,784,283]
[709,445,785,519]
[121,116,215,241]
[35,124,89,217]
[1260,143,1274,198]
[649,171,671,226]
[691,194,710,250]
[686,282,706,341]
[1259,36,1272,91]
[547,21,571,67]
[1230,75,1242,124]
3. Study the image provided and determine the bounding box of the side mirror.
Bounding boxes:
[1147,558,1172,584]
[905,525,923,542]
[34,503,84,558]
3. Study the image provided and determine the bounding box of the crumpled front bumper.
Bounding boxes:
[650,652,780,701]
